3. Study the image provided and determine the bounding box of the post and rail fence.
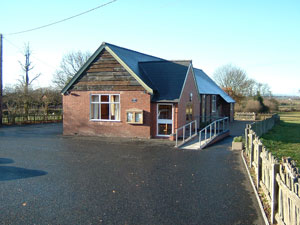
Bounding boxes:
[235,112,274,121]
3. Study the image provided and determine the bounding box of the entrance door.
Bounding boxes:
[157,104,173,136]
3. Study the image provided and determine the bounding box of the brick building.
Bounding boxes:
[62,42,235,139]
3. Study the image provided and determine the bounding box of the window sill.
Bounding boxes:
[157,134,171,137]
[90,119,121,122]
[127,122,143,125]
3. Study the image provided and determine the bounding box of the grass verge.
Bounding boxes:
[261,112,300,167]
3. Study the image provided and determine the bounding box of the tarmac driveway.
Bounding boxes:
[0,123,263,225]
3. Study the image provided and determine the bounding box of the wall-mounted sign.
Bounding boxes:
[132,98,137,103]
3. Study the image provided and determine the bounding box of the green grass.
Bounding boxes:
[261,112,300,166]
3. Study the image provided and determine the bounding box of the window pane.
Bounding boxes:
[158,105,172,119]
[101,95,109,102]
[127,112,133,122]
[158,123,172,135]
[91,95,99,102]
[111,95,119,103]
[101,103,109,119]
[111,103,120,120]
[135,112,142,122]
[91,103,100,119]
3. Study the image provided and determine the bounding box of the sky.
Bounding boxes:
[1,0,300,96]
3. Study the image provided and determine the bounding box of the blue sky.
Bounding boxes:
[1,0,300,95]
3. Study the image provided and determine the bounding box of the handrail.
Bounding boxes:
[199,117,229,149]
[175,120,197,147]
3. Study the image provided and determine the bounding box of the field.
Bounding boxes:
[261,112,300,166]
[276,97,300,112]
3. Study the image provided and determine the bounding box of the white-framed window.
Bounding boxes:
[90,94,120,121]
[157,104,173,136]
[212,95,217,113]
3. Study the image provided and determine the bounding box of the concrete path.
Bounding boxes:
[0,123,264,225]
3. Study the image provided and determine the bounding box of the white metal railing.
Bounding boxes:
[199,117,229,149]
[175,120,198,147]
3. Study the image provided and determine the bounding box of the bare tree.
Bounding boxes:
[52,51,91,89]
[254,83,272,97]
[213,64,273,101]
[18,43,41,91]
[213,64,253,98]
[18,43,41,118]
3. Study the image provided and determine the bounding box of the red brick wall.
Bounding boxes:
[206,95,211,122]
[63,90,152,138]
[230,103,234,122]
[177,67,200,129]
[150,103,157,138]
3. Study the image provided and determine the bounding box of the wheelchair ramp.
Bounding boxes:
[179,117,230,150]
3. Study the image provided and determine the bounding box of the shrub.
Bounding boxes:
[234,103,244,112]
[233,136,243,142]
[244,100,262,113]
[264,98,279,112]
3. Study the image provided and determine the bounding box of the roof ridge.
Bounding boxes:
[170,60,192,62]
[104,42,166,61]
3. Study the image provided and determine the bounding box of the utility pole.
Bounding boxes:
[0,33,3,126]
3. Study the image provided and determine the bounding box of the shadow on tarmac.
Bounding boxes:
[0,158,47,181]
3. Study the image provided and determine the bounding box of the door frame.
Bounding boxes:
[157,103,174,137]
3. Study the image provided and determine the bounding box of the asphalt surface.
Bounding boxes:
[0,123,264,225]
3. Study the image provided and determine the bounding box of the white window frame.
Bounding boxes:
[212,95,217,113]
[90,94,121,122]
[157,103,174,137]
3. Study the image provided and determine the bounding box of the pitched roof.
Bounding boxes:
[194,68,235,103]
[139,61,189,102]
[61,42,235,103]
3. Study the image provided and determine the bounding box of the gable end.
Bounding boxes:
[68,49,146,92]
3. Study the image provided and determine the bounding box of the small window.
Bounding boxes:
[126,109,143,124]
[212,95,217,113]
[186,103,193,122]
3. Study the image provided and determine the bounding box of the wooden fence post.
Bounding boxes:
[245,125,249,154]
[271,160,279,224]
[256,142,262,189]
[249,132,254,167]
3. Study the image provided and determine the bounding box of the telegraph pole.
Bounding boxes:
[0,33,3,126]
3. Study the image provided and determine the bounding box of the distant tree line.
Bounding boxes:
[213,64,279,113]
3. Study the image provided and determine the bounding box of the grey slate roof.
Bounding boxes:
[139,61,189,102]
[62,42,235,103]
[194,68,235,103]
